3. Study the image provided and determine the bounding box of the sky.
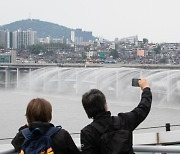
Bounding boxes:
[1,0,180,43]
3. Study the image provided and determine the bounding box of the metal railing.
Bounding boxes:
[1,145,180,154]
[1,123,180,153]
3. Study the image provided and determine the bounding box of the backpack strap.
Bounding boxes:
[90,121,105,134]
[43,126,61,152]
[21,126,61,139]
[113,116,121,130]
[21,128,33,140]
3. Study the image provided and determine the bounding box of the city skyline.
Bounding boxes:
[1,0,180,43]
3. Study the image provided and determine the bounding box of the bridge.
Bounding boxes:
[0,63,180,100]
[0,63,180,69]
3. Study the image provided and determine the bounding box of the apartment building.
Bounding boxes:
[0,30,13,49]
[13,29,37,49]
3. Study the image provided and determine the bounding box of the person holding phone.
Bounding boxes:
[80,78,152,154]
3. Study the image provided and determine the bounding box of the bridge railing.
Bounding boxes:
[1,145,180,154]
[1,124,180,153]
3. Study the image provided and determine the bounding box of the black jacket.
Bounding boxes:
[80,87,152,154]
[11,122,80,154]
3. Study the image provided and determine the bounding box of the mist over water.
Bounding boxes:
[17,67,180,105]
[1,67,180,144]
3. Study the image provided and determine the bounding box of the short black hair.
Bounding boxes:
[82,89,106,118]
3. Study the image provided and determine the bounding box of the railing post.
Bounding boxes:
[166,123,171,131]
[5,68,10,88]
[16,68,19,89]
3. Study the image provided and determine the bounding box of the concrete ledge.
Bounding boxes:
[134,130,180,145]
[2,144,180,153]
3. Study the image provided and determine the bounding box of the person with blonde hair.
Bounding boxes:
[12,98,80,154]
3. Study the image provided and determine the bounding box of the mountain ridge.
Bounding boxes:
[0,19,95,41]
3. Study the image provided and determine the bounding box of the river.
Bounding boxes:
[0,67,180,145]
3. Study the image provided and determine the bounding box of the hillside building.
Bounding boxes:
[0,30,13,49]
[71,31,75,44]
[0,50,16,63]
[12,29,37,49]
[120,35,138,44]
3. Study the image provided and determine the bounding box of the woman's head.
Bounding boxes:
[26,98,52,124]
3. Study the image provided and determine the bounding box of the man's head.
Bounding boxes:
[26,98,52,124]
[82,89,107,119]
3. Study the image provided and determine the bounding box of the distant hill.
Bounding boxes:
[0,19,95,41]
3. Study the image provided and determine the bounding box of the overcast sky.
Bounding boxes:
[1,0,180,43]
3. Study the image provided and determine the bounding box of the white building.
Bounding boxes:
[13,29,37,49]
[39,37,51,44]
[86,50,97,58]
[0,30,11,49]
[120,35,138,44]
[75,36,83,45]
[71,31,75,43]
[10,50,17,63]
[109,42,116,50]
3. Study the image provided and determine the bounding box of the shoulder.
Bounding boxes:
[143,87,151,91]
[81,123,100,140]
[13,130,25,141]
[11,131,25,152]
[53,128,72,139]
[81,123,95,133]
[60,128,70,134]
[142,87,152,95]
[51,128,69,144]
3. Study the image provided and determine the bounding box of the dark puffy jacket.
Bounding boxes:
[81,87,152,154]
[11,122,80,154]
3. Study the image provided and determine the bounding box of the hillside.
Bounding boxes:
[0,19,95,41]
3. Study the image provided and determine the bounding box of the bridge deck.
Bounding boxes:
[0,63,180,69]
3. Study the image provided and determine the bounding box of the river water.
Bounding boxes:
[0,67,180,145]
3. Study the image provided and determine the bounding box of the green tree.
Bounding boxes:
[109,49,118,59]
[28,44,46,54]
[82,52,87,59]
[143,38,148,44]
[154,45,161,54]
[159,58,168,64]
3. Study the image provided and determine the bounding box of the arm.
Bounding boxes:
[119,79,152,131]
[65,131,80,154]
[11,131,25,152]
[52,129,80,154]
[11,125,27,152]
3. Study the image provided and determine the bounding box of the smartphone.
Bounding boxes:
[132,78,140,87]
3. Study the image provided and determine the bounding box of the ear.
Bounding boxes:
[26,117,30,124]
[105,103,108,111]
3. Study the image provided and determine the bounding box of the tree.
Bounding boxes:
[28,44,46,55]
[143,38,148,44]
[154,45,161,54]
[159,58,168,64]
[82,52,87,59]
[109,49,118,59]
